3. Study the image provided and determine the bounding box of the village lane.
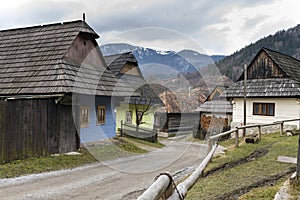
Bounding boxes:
[0,138,208,200]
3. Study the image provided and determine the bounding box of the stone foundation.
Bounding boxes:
[230,122,297,137]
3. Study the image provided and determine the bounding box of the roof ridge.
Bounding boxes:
[104,51,133,58]
[0,20,84,33]
[263,47,300,64]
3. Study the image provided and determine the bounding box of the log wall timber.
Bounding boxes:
[0,98,79,163]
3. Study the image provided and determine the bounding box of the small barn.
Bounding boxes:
[222,47,300,130]
[0,20,132,163]
[195,86,232,138]
[155,91,203,134]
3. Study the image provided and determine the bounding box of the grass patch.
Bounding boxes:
[0,137,150,179]
[239,178,285,200]
[86,137,148,162]
[0,148,96,179]
[288,180,300,199]
[123,137,166,148]
[186,132,298,200]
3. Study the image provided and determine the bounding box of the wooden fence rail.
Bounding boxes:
[208,118,300,152]
[120,120,158,142]
[138,118,300,200]
[137,144,218,200]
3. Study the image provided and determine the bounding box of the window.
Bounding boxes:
[125,111,132,124]
[80,106,90,127]
[154,115,160,126]
[253,103,275,116]
[97,106,106,125]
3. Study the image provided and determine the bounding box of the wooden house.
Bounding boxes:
[0,20,133,163]
[155,91,204,134]
[222,48,300,129]
[104,52,162,131]
[195,86,232,138]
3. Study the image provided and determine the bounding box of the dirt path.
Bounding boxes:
[0,139,208,200]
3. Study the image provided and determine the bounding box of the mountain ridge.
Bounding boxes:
[100,43,225,74]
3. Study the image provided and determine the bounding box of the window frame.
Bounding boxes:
[253,102,275,116]
[80,106,90,128]
[97,105,106,125]
[125,111,132,124]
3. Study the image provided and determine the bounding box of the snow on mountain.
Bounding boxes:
[100,43,225,80]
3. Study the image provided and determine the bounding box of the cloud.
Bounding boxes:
[0,0,84,29]
[0,0,298,55]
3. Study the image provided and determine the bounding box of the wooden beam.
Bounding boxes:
[137,173,172,200]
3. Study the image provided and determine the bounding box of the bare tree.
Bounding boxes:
[131,85,162,127]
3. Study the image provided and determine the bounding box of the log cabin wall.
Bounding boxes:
[64,33,105,68]
[247,51,286,79]
[120,62,141,76]
[0,98,79,164]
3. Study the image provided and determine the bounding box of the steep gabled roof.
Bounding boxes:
[238,48,300,82]
[0,20,133,97]
[205,85,227,101]
[104,52,164,106]
[264,48,300,82]
[104,52,139,75]
[223,48,300,98]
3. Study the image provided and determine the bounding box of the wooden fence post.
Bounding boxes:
[207,138,212,154]
[120,120,123,137]
[258,125,261,141]
[280,122,284,136]
[235,128,239,148]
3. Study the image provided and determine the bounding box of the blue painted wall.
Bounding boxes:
[79,95,116,143]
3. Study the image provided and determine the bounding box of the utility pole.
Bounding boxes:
[243,64,247,137]
[297,102,300,179]
[297,131,300,180]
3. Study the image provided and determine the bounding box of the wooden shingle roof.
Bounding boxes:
[104,52,138,75]
[223,48,300,98]
[0,20,133,97]
[104,52,163,105]
[195,100,232,113]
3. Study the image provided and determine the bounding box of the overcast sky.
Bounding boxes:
[1,0,300,55]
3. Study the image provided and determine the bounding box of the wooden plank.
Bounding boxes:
[277,156,297,164]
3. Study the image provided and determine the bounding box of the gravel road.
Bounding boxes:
[0,138,208,200]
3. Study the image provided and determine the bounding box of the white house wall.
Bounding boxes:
[232,98,300,128]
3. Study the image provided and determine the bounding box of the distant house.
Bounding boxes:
[222,48,300,130]
[0,20,132,163]
[104,52,162,131]
[155,90,204,134]
[195,85,232,138]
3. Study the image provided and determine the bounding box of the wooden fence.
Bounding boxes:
[208,118,300,152]
[138,118,300,200]
[120,120,158,142]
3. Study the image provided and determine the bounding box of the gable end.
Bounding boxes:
[246,50,287,79]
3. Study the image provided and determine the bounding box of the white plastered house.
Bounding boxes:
[222,48,300,131]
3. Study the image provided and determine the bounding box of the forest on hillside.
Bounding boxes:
[216,24,300,81]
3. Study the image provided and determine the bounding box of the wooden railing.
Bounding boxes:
[137,118,300,200]
[207,118,300,152]
[120,120,158,142]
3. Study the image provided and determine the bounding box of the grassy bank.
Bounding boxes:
[0,136,162,179]
[0,149,97,179]
[186,132,298,200]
